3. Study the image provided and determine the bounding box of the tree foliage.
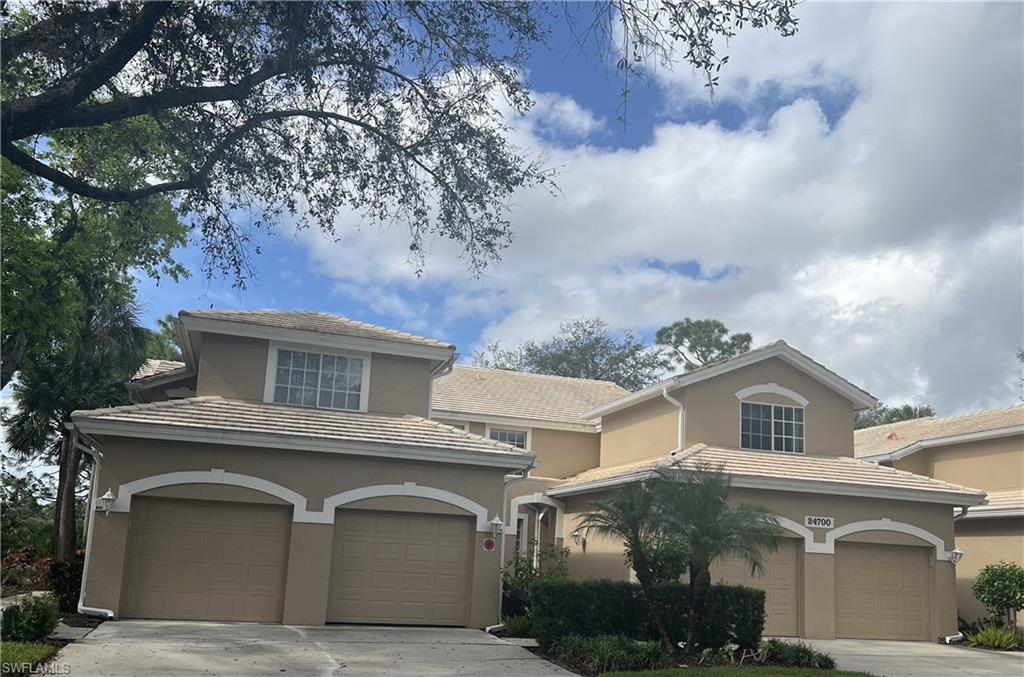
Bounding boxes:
[144,314,183,361]
[473,317,666,390]
[854,402,935,430]
[972,561,1024,627]
[655,318,752,371]
[0,466,56,557]
[2,1,799,280]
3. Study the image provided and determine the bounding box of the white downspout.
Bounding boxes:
[71,428,116,619]
[662,387,685,454]
[496,465,532,625]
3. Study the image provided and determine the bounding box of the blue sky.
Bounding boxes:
[134,2,1023,414]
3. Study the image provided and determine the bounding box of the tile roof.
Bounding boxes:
[971,489,1024,513]
[432,366,629,426]
[132,359,187,381]
[854,404,1024,458]
[180,310,454,350]
[553,444,986,504]
[72,396,531,461]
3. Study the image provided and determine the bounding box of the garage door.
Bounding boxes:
[715,539,799,636]
[835,542,930,640]
[121,497,291,622]
[327,510,472,626]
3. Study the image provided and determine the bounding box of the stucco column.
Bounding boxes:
[82,511,130,616]
[934,560,958,639]
[469,532,501,628]
[282,522,333,626]
[801,552,836,639]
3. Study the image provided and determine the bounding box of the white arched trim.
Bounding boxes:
[509,493,565,539]
[323,482,493,532]
[109,469,327,523]
[772,515,822,553]
[735,383,809,407]
[825,519,956,561]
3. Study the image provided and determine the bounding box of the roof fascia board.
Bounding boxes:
[584,345,876,419]
[961,507,1024,519]
[429,409,599,433]
[72,419,536,470]
[861,425,1024,463]
[180,315,454,362]
[549,467,985,506]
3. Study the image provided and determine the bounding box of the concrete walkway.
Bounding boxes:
[56,620,575,676]
[806,638,1024,677]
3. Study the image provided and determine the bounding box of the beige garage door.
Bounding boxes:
[121,497,291,622]
[715,539,799,636]
[327,509,473,626]
[835,542,930,640]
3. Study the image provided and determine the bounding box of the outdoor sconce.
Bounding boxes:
[949,548,964,564]
[571,529,586,549]
[489,516,504,537]
[98,489,116,515]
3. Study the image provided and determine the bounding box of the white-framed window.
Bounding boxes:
[264,343,370,411]
[514,514,528,555]
[487,426,529,449]
[741,401,804,453]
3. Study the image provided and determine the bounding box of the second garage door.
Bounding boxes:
[715,539,800,636]
[121,497,291,622]
[327,509,473,626]
[835,542,930,640]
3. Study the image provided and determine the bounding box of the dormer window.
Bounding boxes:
[269,347,368,411]
[741,402,804,453]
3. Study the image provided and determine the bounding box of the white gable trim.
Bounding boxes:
[585,343,876,418]
[735,383,810,407]
[107,469,326,523]
[859,425,1024,463]
[323,482,493,532]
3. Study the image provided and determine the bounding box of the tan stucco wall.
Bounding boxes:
[82,436,506,628]
[559,485,959,639]
[954,518,1024,623]
[195,333,268,400]
[192,333,433,417]
[680,357,857,456]
[600,396,679,467]
[894,435,1024,492]
[528,428,600,479]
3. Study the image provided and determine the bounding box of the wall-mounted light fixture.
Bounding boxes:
[98,489,116,515]
[489,516,504,537]
[570,529,586,549]
[949,547,964,564]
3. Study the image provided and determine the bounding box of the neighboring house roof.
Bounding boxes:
[962,489,1024,519]
[72,396,534,470]
[431,366,628,430]
[549,444,986,506]
[584,340,878,419]
[179,310,453,350]
[854,404,1024,461]
[132,359,186,381]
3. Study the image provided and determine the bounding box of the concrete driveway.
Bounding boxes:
[57,620,574,676]
[806,638,1024,676]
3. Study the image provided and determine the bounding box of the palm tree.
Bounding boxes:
[5,285,147,572]
[575,477,678,655]
[657,461,783,653]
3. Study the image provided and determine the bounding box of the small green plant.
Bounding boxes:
[549,634,669,674]
[0,594,59,643]
[501,614,533,638]
[972,561,1024,627]
[501,541,570,616]
[965,624,1023,651]
[760,638,836,669]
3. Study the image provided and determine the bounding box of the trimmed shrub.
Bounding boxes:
[549,634,669,674]
[502,543,570,616]
[501,614,533,638]
[972,561,1024,626]
[965,624,1023,651]
[47,550,84,613]
[0,594,59,642]
[761,638,836,669]
[530,578,765,650]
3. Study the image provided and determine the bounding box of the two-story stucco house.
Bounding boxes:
[73,310,987,644]
[855,406,1024,623]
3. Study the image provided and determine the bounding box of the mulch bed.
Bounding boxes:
[58,612,104,628]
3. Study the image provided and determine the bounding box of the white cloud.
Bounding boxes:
[299,2,1023,414]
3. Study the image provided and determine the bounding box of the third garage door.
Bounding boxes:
[715,539,800,636]
[835,542,930,640]
[327,509,473,626]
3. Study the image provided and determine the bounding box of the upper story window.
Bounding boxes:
[489,427,528,449]
[272,348,365,410]
[741,402,804,453]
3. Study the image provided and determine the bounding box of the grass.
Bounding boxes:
[602,668,878,677]
[0,641,59,673]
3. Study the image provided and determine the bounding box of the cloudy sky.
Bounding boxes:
[136,1,1023,415]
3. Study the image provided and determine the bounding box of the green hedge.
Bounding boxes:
[530,579,765,650]
[0,594,59,643]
